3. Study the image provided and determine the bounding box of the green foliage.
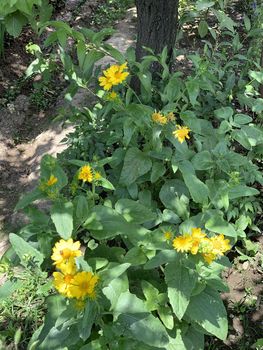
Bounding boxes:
[3,1,263,349]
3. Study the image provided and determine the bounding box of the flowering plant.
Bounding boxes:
[2,12,263,349]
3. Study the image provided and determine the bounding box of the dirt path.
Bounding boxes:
[0,7,136,254]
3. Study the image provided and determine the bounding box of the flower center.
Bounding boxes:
[80,281,89,291]
[61,248,72,259]
[64,274,73,284]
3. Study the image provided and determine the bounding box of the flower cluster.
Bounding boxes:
[78,165,101,184]
[151,111,176,125]
[172,228,231,264]
[99,63,129,91]
[51,239,99,300]
[173,125,191,144]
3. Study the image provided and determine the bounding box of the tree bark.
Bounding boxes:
[135,0,179,64]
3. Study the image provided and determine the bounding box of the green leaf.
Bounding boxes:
[158,306,174,330]
[50,201,73,239]
[205,212,237,237]
[75,195,89,222]
[115,292,169,348]
[214,10,236,33]
[151,161,166,183]
[120,147,152,186]
[186,287,228,340]
[249,70,263,84]
[233,114,252,125]
[214,106,233,120]
[198,20,208,38]
[186,80,200,106]
[144,250,178,270]
[165,261,197,320]
[78,301,97,341]
[196,1,215,11]
[102,274,129,310]
[0,280,23,300]
[162,209,181,224]
[123,247,147,266]
[5,11,27,37]
[15,188,44,210]
[99,263,130,286]
[115,199,156,224]
[228,185,259,199]
[141,281,160,311]
[84,205,147,239]
[179,161,209,204]
[192,151,214,170]
[244,15,251,31]
[159,179,189,215]
[9,233,44,267]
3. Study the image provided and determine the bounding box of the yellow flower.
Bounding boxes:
[107,91,118,100]
[164,231,172,240]
[78,165,93,183]
[173,125,191,143]
[151,112,168,125]
[210,234,231,256]
[167,112,176,121]
[51,239,81,266]
[53,271,75,298]
[94,171,102,180]
[46,174,58,186]
[191,228,206,239]
[98,76,113,91]
[68,271,99,300]
[99,63,129,91]
[202,253,217,264]
[173,235,193,253]
[57,257,77,275]
[189,228,207,255]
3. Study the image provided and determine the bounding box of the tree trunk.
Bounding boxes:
[135,0,179,64]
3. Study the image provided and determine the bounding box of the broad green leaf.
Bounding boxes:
[9,233,44,267]
[192,151,214,170]
[179,161,209,204]
[78,301,97,341]
[75,195,89,222]
[102,274,129,310]
[186,80,200,106]
[214,10,236,32]
[165,261,197,320]
[233,114,252,125]
[84,205,147,239]
[185,287,228,340]
[196,1,215,11]
[159,179,189,214]
[144,250,178,270]
[198,20,208,38]
[205,213,237,237]
[115,292,169,348]
[141,281,160,311]
[99,263,130,286]
[158,306,174,330]
[5,11,27,37]
[214,106,233,120]
[50,201,73,239]
[228,185,259,199]
[150,161,166,183]
[249,70,263,84]
[119,147,152,186]
[15,188,44,210]
[123,247,147,266]
[162,209,181,224]
[115,199,156,224]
